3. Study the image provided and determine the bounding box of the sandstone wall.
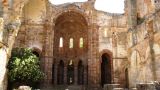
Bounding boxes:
[127,8,160,88]
[13,0,129,88]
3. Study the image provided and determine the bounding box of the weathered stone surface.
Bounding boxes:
[104,84,120,90]
[67,85,84,90]
[136,83,156,90]
[0,0,160,90]
[113,88,124,90]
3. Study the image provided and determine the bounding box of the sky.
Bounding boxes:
[49,0,125,13]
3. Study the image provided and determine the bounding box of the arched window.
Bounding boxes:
[79,37,84,48]
[59,37,63,47]
[69,38,73,48]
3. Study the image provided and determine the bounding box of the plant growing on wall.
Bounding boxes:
[7,48,44,87]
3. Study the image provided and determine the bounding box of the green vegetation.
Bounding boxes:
[7,48,44,89]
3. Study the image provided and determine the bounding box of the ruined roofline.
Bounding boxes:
[49,1,125,18]
[95,9,125,17]
[49,0,125,17]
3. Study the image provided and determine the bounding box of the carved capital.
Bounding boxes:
[4,20,21,33]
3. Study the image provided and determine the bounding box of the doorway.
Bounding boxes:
[101,53,112,87]
[67,60,74,85]
[57,60,64,84]
[78,60,84,85]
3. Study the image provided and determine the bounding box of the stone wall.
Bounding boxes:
[0,17,7,90]
[127,3,160,88]
[13,0,129,88]
[1,0,160,90]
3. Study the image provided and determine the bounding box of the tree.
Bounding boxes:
[7,48,44,88]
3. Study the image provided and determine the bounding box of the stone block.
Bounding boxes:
[67,85,84,90]
[136,83,156,90]
[131,88,137,90]
[104,84,120,90]
[18,86,31,90]
[113,88,124,90]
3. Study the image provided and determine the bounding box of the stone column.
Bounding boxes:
[84,65,88,85]
[0,46,8,90]
[54,64,58,85]
[42,20,53,87]
[88,23,100,89]
[64,66,67,85]
[74,66,78,85]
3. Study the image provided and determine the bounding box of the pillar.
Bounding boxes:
[74,66,78,85]
[87,23,100,90]
[84,65,88,85]
[64,66,67,85]
[0,46,8,90]
[54,64,57,85]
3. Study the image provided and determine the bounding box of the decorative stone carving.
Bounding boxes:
[4,21,21,33]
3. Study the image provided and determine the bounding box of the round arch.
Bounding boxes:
[52,7,90,26]
[99,49,113,87]
[57,60,65,84]
[31,47,42,57]
[78,60,84,85]
[67,59,74,85]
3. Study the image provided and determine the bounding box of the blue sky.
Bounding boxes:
[49,0,125,13]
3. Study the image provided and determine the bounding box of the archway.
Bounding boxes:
[32,51,40,57]
[67,60,74,85]
[125,68,129,88]
[31,48,42,70]
[101,53,112,87]
[78,60,84,85]
[57,60,64,84]
[53,11,88,85]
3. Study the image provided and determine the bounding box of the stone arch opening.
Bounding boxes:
[67,60,74,85]
[78,60,84,85]
[101,53,112,87]
[31,47,41,57]
[125,68,129,88]
[53,11,88,51]
[31,48,42,70]
[32,51,40,57]
[57,60,64,85]
[53,11,88,85]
